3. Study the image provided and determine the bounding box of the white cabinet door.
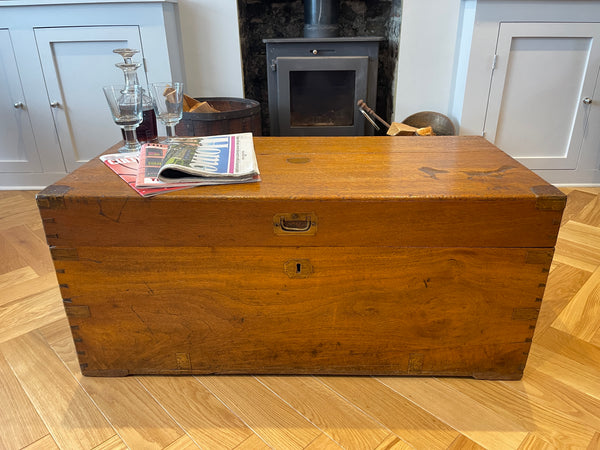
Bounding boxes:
[34,26,143,172]
[484,22,600,170]
[0,28,41,173]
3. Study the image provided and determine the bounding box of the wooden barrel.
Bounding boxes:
[175,97,262,137]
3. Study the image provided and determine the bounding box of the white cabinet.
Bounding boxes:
[35,26,144,172]
[484,22,600,173]
[458,1,600,185]
[0,28,41,173]
[0,1,184,188]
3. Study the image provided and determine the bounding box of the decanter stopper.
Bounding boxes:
[111,48,158,143]
[113,48,139,64]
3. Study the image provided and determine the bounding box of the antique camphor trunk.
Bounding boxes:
[37,136,566,379]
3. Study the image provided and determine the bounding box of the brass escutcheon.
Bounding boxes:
[284,259,314,278]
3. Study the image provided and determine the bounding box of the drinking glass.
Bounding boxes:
[150,82,184,143]
[103,85,143,153]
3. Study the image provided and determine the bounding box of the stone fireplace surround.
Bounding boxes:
[236,0,401,135]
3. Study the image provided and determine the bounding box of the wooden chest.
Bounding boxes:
[37,136,566,379]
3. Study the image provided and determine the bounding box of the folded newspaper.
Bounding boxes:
[155,132,260,184]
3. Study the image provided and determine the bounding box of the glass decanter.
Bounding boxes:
[113,48,158,143]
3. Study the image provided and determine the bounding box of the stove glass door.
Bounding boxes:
[276,56,368,136]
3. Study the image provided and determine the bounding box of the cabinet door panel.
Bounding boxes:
[484,22,600,170]
[0,28,41,173]
[34,26,143,172]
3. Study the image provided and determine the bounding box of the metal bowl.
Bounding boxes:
[402,111,456,136]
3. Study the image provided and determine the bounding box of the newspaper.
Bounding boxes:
[156,132,260,183]
[99,152,191,197]
[135,144,202,189]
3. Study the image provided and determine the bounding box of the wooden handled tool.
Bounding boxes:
[357,99,391,129]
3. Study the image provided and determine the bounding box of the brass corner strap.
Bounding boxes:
[531,185,567,211]
[36,184,71,209]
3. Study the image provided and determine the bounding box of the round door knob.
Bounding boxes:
[14,102,24,109]
[583,97,592,105]
[50,101,60,108]
[312,49,318,55]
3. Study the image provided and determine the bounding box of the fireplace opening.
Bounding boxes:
[290,70,355,127]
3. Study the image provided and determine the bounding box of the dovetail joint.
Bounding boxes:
[525,250,554,265]
[512,308,540,321]
[64,305,91,318]
[50,247,79,261]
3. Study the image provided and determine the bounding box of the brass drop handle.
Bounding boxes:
[273,213,317,235]
[583,97,592,105]
[280,215,312,232]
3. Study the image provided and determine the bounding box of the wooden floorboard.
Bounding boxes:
[1,188,600,449]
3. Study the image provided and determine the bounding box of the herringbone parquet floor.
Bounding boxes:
[1,188,599,449]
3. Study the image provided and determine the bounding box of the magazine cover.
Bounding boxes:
[136,144,169,188]
[100,153,191,197]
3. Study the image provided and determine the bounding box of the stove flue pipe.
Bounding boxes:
[304,0,340,38]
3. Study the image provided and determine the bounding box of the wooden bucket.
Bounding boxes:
[175,97,262,137]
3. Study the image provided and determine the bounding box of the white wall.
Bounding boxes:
[177,0,467,124]
[392,0,464,126]
[178,0,245,98]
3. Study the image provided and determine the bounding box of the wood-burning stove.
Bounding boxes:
[264,37,383,136]
[263,0,382,136]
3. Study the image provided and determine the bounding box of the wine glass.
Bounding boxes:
[103,85,143,153]
[150,82,184,143]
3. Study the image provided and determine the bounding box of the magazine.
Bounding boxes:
[100,152,191,197]
[155,132,260,183]
[135,144,169,188]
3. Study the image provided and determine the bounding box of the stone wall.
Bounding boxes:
[237,0,401,135]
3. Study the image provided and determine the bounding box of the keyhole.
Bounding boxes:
[284,259,313,278]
